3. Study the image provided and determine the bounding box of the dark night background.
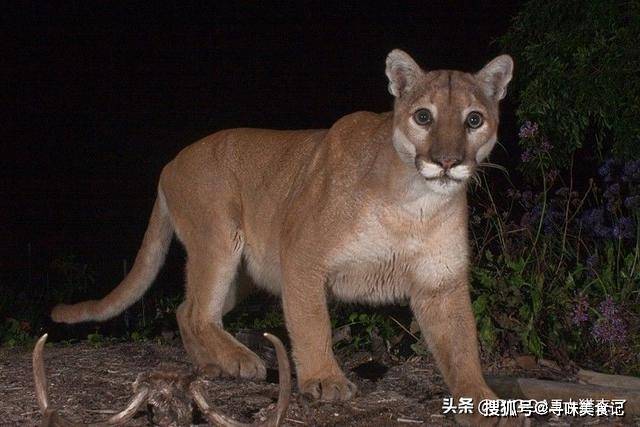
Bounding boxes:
[3,2,523,327]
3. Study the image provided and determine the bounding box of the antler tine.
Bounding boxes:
[190,333,292,427]
[34,334,81,426]
[34,332,291,426]
[190,381,247,427]
[33,333,149,427]
[260,333,291,427]
[33,334,50,413]
[103,386,149,425]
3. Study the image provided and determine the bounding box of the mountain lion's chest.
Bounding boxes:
[326,194,465,303]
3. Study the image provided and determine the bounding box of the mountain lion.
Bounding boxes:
[53,50,514,425]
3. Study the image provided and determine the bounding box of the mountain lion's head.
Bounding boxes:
[386,49,513,195]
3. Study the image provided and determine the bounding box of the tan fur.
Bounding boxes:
[52,50,515,425]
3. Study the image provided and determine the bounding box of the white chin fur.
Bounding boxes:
[424,178,464,195]
[416,159,469,195]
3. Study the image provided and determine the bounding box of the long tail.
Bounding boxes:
[51,187,173,323]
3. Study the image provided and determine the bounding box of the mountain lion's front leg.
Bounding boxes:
[281,263,357,401]
[410,275,500,426]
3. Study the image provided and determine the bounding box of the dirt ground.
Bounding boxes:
[1,336,637,426]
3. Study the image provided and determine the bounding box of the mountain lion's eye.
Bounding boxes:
[466,111,484,129]
[413,109,433,126]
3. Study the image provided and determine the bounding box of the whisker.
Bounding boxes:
[495,140,508,155]
[471,172,482,187]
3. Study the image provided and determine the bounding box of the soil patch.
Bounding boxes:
[0,340,636,426]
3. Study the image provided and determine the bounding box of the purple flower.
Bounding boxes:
[518,121,539,139]
[579,208,612,238]
[604,183,620,199]
[599,158,616,176]
[571,296,590,325]
[623,160,640,182]
[598,164,610,177]
[599,297,617,318]
[599,158,619,183]
[521,149,534,163]
[594,223,612,238]
[591,297,627,344]
[624,195,640,209]
[540,138,553,153]
[592,318,627,344]
[580,207,604,229]
[612,217,635,239]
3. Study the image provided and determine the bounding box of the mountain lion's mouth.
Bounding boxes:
[422,174,463,184]
[415,162,467,183]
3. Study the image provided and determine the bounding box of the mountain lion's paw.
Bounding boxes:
[299,374,357,401]
[219,347,267,380]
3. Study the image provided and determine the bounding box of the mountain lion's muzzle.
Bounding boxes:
[415,154,472,182]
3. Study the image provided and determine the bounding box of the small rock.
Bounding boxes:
[515,355,537,370]
[332,325,352,345]
[539,358,561,371]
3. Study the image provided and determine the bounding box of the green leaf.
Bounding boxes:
[472,295,488,316]
[527,330,543,358]
[479,317,497,350]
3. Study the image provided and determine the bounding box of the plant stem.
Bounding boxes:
[525,159,548,267]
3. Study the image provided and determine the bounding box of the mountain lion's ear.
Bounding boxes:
[475,55,514,100]
[385,49,422,98]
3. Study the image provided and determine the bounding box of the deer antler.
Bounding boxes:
[190,333,291,427]
[33,334,150,426]
[33,333,291,426]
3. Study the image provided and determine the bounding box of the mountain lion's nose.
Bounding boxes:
[433,156,462,171]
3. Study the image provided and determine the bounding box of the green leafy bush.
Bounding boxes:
[469,155,640,375]
[499,0,640,169]
[0,318,35,347]
[341,312,397,351]
[480,0,640,375]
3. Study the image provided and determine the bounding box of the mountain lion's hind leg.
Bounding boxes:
[177,233,266,380]
[176,300,214,370]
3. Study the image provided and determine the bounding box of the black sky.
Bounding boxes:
[3,1,522,291]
